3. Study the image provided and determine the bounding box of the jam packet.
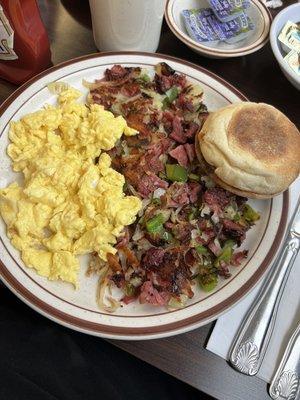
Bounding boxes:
[182,8,254,44]
[284,50,300,76]
[278,21,300,54]
[208,0,250,23]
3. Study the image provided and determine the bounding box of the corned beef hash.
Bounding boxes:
[84,63,260,311]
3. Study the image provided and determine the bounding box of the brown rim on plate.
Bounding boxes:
[165,0,272,56]
[0,51,289,337]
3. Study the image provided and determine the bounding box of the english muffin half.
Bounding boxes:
[196,102,300,199]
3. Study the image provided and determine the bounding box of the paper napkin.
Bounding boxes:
[206,178,300,382]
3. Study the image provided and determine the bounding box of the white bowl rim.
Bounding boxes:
[165,0,272,56]
[270,3,300,85]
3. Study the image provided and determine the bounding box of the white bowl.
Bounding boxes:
[270,3,300,91]
[165,0,272,58]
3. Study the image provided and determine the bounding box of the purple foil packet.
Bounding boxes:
[208,11,254,42]
[208,0,250,22]
[182,8,254,44]
[182,9,218,42]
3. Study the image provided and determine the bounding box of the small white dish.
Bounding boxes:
[270,3,300,91]
[165,0,272,58]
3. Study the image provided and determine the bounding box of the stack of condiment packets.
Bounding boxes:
[262,0,282,9]
[182,0,254,44]
[278,21,300,76]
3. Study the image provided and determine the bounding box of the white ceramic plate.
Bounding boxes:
[0,52,288,340]
[165,0,272,58]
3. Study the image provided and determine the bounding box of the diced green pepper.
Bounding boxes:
[168,295,187,309]
[162,98,169,110]
[224,239,235,248]
[152,197,161,206]
[233,212,241,222]
[158,172,166,180]
[146,213,165,233]
[162,86,179,110]
[188,173,200,182]
[188,212,195,221]
[166,164,188,182]
[187,207,197,221]
[214,240,235,267]
[130,276,142,288]
[166,86,179,102]
[124,283,136,297]
[243,204,260,222]
[140,73,150,83]
[195,245,208,255]
[199,273,218,292]
[219,246,233,262]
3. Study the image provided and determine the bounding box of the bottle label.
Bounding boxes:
[0,5,18,60]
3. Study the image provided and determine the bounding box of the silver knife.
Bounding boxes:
[229,195,300,375]
[269,322,300,400]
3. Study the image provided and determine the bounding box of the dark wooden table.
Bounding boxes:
[0,1,299,399]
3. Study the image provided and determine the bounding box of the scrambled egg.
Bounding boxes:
[0,88,141,287]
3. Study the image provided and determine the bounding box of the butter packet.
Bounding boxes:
[182,8,254,44]
[209,11,254,43]
[278,21,300,54]
[208,0,250,23]
[182,9,219,42]
[284,50,300,76]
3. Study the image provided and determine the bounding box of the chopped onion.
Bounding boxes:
[153,188,166,199]
[96,274,121,313]
[201,175,215,188]
[211,212,219,224]
[121,140,130,156]
[121,94,141,104]
[82,74,132,89]
[132,224,144,241]
[191,229,199,239]
[127,184,140,197]
[137,198,151,217]
[224,205,236,220]
[159,209,171,222]
[125,267,134,281]
[170,206,183,223]
[158,154,168,164]
[200,231,209,242]
[200,204,211,217]
[137,238,152,251]
[130,276,142,288]
[143,114,151,124]
[118,250,127,269]
[158,122,166,133]
[97,265,109,281]
[82,79,104,90]
[213,238,222,255]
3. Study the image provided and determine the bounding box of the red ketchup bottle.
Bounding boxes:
[0,0,51,85]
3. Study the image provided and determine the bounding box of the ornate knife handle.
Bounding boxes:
[229,233,300,376]
[269,323,300,400]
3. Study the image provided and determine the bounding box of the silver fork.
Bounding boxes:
[229,195,300,375]
[269,322,300,400]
